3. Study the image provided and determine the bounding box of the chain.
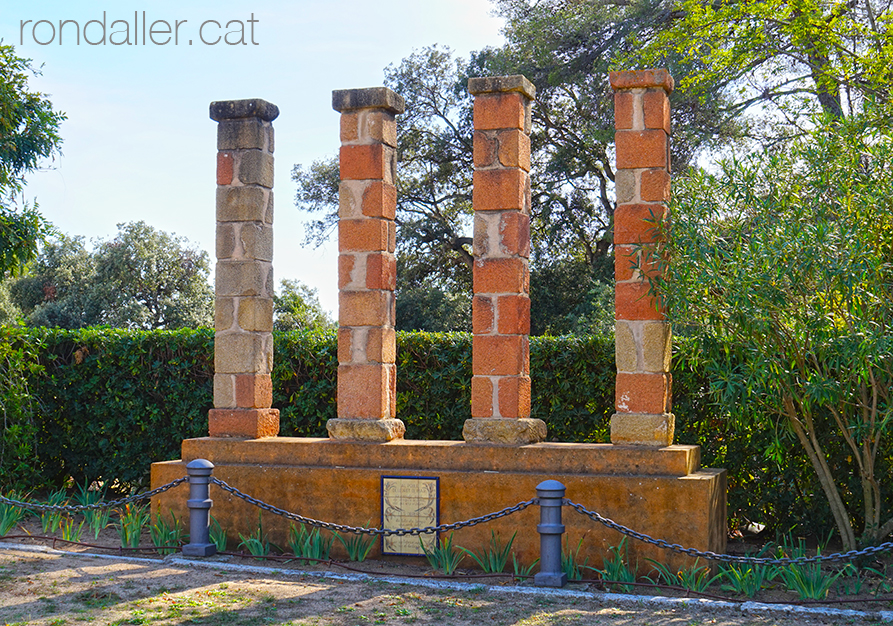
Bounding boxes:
[0,478,187,514]
[565,500,893,566]
[210,477,535,536]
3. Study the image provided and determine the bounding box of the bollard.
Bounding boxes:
[534,479,567,587]
[182,459,216,557]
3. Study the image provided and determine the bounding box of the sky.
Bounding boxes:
[1,0,506,316]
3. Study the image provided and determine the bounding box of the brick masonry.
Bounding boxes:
[328,87,407,442]
[463,76,546,445]
[609,69,675,446]
[208,99,280,438]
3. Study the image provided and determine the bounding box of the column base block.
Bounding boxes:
[208,408,279,439]
[326,418,406,442]
[462,417,547,444]
[610,412,674,446]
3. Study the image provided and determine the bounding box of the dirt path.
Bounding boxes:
[1,544,889,626]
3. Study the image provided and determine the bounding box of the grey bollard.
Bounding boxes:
[534,479,568,587]
[182,459,216,557]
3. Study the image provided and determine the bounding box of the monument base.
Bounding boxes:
[151,437,725,572]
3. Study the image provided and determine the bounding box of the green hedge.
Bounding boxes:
[2,325,886,538]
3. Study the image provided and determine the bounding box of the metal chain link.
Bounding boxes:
[565,499,893,566]
[210,477,535,536]
[0,478,187,514]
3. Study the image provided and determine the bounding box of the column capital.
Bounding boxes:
[468,75,536,100]
[609,69,674,93]
[210,99,280,122]
[332,87,405,114]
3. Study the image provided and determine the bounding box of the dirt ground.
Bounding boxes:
[1,541,890,626]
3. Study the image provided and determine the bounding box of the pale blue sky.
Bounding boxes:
[2,0,505,315]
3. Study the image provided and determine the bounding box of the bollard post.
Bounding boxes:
[182,459,216,557]
[534,479,567,587]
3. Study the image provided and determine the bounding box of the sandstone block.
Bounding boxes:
[609,412,675,446]
[214,333,273,374]
[473,131,498,168]
[208,407,279,438]
[338,180,368,219]
[462,417,547,444]
[210,99,280,122]
[240,223,273,261]
[216,223,237,260]
[217,187,267,222]
[217,118,267,150]
[216,261,271,297]
[339,290,392,327]
[338,254,358,289]
[213,373,235,408]
[237,297,274,332]
[468,75,536,99]
[609,69,674,93]
[615,169,637,204]
[642,321,672,373]
[614,320,637,373]
[332,87,405,115]
[215,297,235,331]
[238,150,274,187]
[326,417,406,442]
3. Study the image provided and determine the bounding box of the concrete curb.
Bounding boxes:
[2,542,891,623]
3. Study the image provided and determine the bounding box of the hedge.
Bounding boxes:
[1,324,886,537]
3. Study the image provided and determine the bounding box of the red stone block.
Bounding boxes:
[497,295,530,335]
[208,408,279,438]
[340,291,391,326]
[338,254,355,289]
[643,90,671,133]
[339,144,388,180]
[615,131,668,170]
[498,376,531,418]
[339,219,390,252]
[474,131,498,168]
[614,203,668,245]
[614,92,634,130]
[615,372,672,414]
[471,376,494,418]
[473,335,528,377]
[366,252,396,290]
[337,327,353,363]
[217,152,234,185]
[234,374,273,409]
[473,295,494,334]
[474,92,526,130]
[497,130,530,171]
[499,212,531,257]
[641,169,671,202]
[362,181,397,219]
[473,169,527,211]
[474,258,529,294]
[615,281,665,320]
[337,363,390,419]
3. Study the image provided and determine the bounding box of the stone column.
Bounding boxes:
[327,87,406,442]
[463,75,546,445]
[609,70,674,446]
[208,99,280,439]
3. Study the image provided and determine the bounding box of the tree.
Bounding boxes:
[0,44,65,277]
[9,222,213,330]
[637,0,893,139]
[273,279,333,332]
[654,115,893,548]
